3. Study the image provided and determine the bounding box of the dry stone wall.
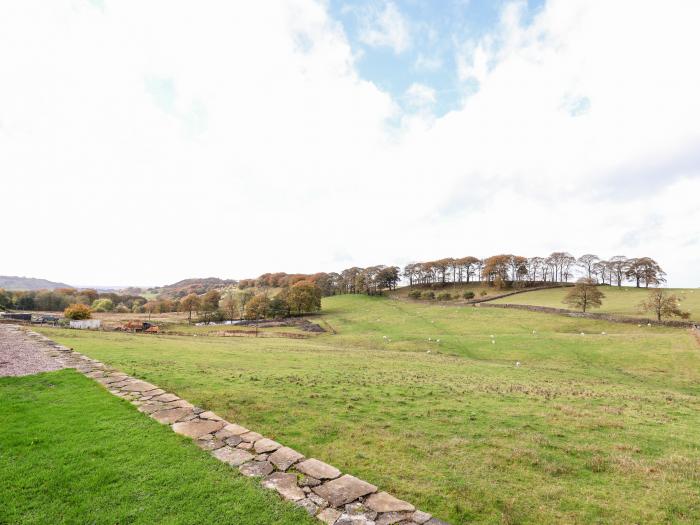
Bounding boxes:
[18,328,448,525]
[479,302,697,328]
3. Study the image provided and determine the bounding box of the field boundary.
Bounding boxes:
[15,326,444,525]
[478,302,698,328]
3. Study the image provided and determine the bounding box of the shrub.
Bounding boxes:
[408,290,422,299]
[463,291,475,300]
[91,298,114,312]
[437,292,452,301]
[64,303,92,320]
[421,291,435,300]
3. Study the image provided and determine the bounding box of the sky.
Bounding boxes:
[1,0,699,287]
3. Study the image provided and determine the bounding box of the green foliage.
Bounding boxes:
[91,298,114,312]
[63,303,92,320]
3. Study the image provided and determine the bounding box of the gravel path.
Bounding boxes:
[0,324,65,377]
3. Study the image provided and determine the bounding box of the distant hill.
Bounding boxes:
[0,275,73,291]
[147,277,238,299]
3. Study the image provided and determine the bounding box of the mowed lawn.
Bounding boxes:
[0,370,315,525]
[37,295,700,524]
[490,285,700,320]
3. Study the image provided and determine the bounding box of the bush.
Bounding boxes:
[407,290,422,299]
[463,291,475,300]
[64,303,92,320]
[91,298,114,312]
[437,292,452,301]
[421,291,435,300]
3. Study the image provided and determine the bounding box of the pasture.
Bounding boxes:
[0,369,314,525]
[490,285,700,320]
[36,295,700,524]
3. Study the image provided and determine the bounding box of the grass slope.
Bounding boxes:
[36,295,700,524]
[490,285,700,320]
[0,370,314,525]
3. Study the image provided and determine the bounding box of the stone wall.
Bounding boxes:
[479,303,697,328]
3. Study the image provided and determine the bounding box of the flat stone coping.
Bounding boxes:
[17,327,448,525]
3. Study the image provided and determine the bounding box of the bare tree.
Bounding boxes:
[577,254,600,281]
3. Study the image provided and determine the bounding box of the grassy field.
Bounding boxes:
[36,295,700,524]
[0,370,314,525]
[490,285,700,320]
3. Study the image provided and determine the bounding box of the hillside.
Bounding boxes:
[147,277,238,299]
[0,276,72,291]
[490,285,700,320]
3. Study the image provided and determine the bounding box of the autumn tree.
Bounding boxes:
[287,280,322,315]
[639,289,689,321]
[143,300,160,320]
[220,290,239,321]
[625,257,665,288]
[180,293,201,324]
[562,278,605,312]
[64,303,92,320]
[244,293,270,320]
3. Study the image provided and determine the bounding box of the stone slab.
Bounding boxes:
[366,492,415,513]
[172,419,225,439]
[212,446,254,466]
[120,380,159,393]
[262,472,306,501]
[269,446,305,471]
[239,461,274,477]
[151,407,194,424]
[313,475,378,508]
[240,431,263,443]
[317,508,342,525]
[254,438,281,454]
[296,458,341,480]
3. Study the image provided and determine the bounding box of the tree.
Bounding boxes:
[201,289,221,321]
[143,300,160,320]
[286,281,322,315]
[180,293,201,324]
[577,254,600,280]
[220,290,239,321]
[639,289,689,321]
[64,303,92,320]
[0,288,11,311]
[562,278,605,312]
[625,257,665,288]
[244,293,270,320]
[608,256,628,287]
[91,298,114,312]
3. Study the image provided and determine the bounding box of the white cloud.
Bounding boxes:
[404,83,436,110]
[0,0,699,287]
[356,1,410,54]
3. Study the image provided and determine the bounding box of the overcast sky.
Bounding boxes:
[1,0,699,287]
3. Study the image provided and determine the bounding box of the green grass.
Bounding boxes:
[36,295,700,524]
[490,285,700,320]
[0,370,315,525]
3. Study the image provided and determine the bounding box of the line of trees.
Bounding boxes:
[0,288,150,313]
[402,253,665,289]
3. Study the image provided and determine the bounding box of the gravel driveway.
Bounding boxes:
[0,324,65,377]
